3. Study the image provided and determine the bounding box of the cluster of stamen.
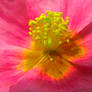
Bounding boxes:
[29,10,71,50]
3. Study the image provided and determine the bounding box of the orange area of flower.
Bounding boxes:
[16,38,86,80]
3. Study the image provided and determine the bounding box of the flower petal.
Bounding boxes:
[0,44,24,86]
[0,0,31,48]
[0,18,31,48]
[66,0,92,32]
[0,86,9,92]
[26,0,67,19]
[10,68,92,92]
[74,22,92,65]
[0,0,29,27]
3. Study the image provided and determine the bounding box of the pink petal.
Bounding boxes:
[66,0,92,32]
[0,0,31,48]
[74,22,92,65]
[10,68,92,92]
[0,18,31,48]
[0,0,29,27]
[0,45,24,86]
[26,0,67,19]
[0,86,9,92]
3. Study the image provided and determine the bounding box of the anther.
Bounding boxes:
[28,10,71,50]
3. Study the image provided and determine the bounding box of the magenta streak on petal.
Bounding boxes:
[76,22,92,39]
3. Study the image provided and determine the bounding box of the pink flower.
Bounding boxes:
[0,0,92,92]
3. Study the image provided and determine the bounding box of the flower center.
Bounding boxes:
[17,11,85,80]
[29,10,71,51]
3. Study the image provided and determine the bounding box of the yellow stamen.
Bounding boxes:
[28,10,71,50]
